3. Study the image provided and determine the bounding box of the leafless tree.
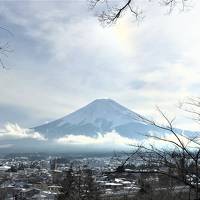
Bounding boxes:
[111,97,200,200]
[89,0,193,25]
[0,27,13,69]
[180,97,200,125]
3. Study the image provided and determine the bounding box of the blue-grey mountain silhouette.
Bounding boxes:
[34,99,167,139]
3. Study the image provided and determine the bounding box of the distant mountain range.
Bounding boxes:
[34,99,167,139]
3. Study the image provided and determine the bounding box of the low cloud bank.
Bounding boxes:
[56,130,137,146]
[55,130,200,150]
[0,144,13,148]
[0,123,46,141]
[0,123,198,151]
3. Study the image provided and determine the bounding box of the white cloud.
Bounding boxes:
[56,129,200,151]
[56,130,137,146]
[0,144,13,148]
[0,123,46,141]
[141,130,200,150]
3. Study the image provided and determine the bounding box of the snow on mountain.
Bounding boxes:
[33,99,162,139]
[58,99,140,127]
[2,99,195,152]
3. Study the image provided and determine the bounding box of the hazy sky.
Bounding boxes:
[0,0,200,131]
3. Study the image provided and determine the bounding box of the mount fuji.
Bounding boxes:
[1,99,195,153]
[34,99,164,139]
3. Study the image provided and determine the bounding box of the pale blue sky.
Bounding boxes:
[0,0,200,131]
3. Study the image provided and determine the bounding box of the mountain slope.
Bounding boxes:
[34,99,149,138]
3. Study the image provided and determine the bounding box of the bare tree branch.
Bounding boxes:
[109,98,200,199]
[90,0,193,25]
[0,27,13,69]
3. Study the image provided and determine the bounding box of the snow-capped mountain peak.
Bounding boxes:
[58,98,140,127]
[34,99,143,138]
